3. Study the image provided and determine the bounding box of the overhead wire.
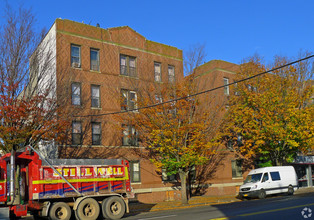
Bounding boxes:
[74,54,314,118]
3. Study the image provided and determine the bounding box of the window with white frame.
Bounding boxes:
[129,161,141,183]
[92,122,101,145]
[72,121,82,145]
[90,48,100,71]
[71,44,81,68]
[91,85,100,108]
[231,160,242,178]
[71,83,81,106]
[121,89,137,111]
[122,124,138,146]
[154,62,162,82]
[168,65,175,83]
[120,55,136,77]
[224,78,229,95]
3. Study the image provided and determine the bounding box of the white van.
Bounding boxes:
[239,166,298,199]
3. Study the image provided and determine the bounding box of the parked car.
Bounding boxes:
[239,166,298,199]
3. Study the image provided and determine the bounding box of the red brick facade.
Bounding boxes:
[41,19,248,203]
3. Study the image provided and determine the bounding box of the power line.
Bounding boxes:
[74,54,314,118]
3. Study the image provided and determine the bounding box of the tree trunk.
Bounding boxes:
[179,171,188,204]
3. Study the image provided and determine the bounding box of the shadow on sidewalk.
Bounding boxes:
[126,201,157,217]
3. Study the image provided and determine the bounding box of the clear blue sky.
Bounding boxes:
[1,0,314,65]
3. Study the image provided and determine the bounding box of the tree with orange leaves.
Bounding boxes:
[0,5,69,153]
[219,54,314,166]
[120,72,219,204]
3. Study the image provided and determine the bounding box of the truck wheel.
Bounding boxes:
[49,202,71,220]
[76,198,100,220]
[258,189,266,199]
[102,196,126,220]
[287,186,294,195]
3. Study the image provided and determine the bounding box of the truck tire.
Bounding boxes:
[102,196,126,220]
[76,198,100,220]
[258,189,266,199]
[49,202,71,220]
[287,186,294,195]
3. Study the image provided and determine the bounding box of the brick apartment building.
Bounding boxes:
[192,60,250,196]
[36,19,250,203]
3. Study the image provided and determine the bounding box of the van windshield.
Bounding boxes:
[244,173,263,183]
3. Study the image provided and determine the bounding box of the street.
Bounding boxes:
[123,192,314,220]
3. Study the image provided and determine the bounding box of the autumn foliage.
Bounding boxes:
[219,55,314,166]
[117,74,219,204]
[0,85,69,153]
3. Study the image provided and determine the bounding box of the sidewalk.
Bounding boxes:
[129,186,314,214]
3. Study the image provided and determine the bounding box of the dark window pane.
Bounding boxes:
[90,49,99,71]
[92,123,101,145]
[92,134,101,145]
[130,161,140,183]
[231,160,242,178]
[270,172,281,181]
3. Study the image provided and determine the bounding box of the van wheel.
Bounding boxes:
[258,189,266,199]
[102,196,126,220]
[287,186,294,195]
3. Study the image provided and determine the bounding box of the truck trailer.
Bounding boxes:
[0,146,133,220]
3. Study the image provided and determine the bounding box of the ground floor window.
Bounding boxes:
[231,160,242,178]
[129,161,141,183]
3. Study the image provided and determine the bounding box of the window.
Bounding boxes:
[90,49,99,71]
[227,139,233,150]
[262,173,269,182]
[92,122,101,145]
[71,83,81,106]
[154,62,162,82]
[162,168,176,182]
[231,160,242,178]
[91,85,100,108]
[122,125,138,146]
[71,44,81,68]
[224,78,229,95]
[72,121,82,145]
[155,94,163,104]
[270,171,281,181]
[121,89,137,111]
[120,55,136,77]
[129,161,141,183]
[168,65,175,83]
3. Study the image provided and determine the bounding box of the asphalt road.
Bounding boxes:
[123,192,314,220]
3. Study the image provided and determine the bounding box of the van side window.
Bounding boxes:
[262,173,269,182]
[270,171,281,181]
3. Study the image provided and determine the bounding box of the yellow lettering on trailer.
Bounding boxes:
[97,168,105,175]
[53,168,62,177]
[70,168,76,177]
[85,168,92,176]
[107,167,112,175]
[63,168,69,176]
[117,167,123,175]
